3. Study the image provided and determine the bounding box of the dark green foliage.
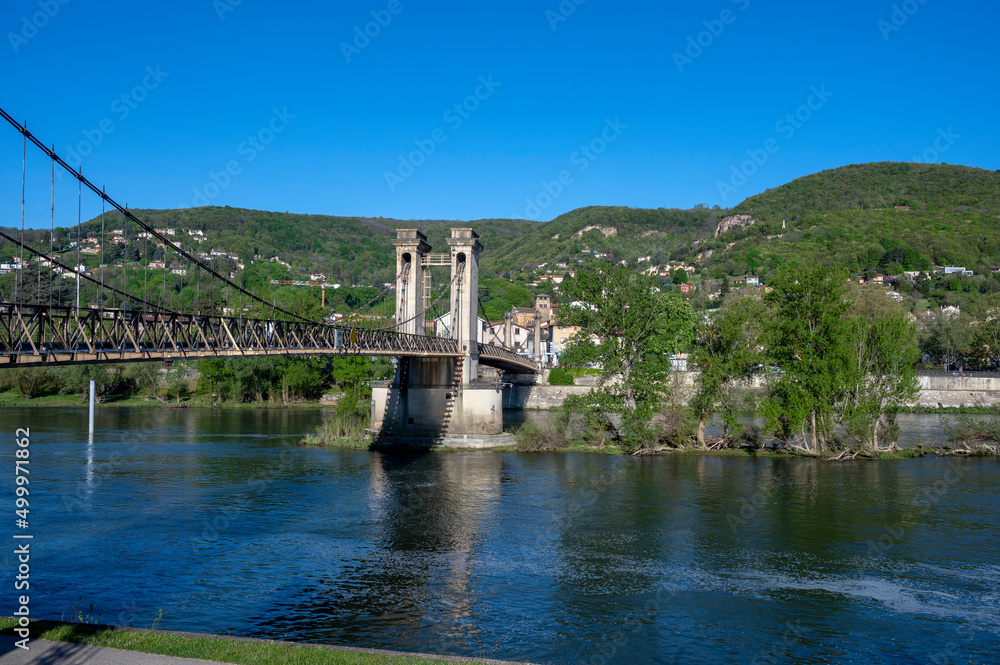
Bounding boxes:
[195,356,391,404]
[547,367,575,385]
[559,264,696,452]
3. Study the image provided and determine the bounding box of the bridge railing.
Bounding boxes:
[0,303,461,366]
[478,342,538,373]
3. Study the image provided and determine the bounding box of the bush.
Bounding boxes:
[548,367,576,386]
[514,412,572,451]
[303,384,372,448]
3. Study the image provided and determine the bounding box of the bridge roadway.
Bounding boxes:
[0,304,538,374]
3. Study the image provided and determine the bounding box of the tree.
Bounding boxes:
[837,312,920,451]
[972,293,1000,368]
[558,264,695,452]
[125,363,164,402]
[761,266,851,452]
[920,311,974,369]
[690,290,768,446]
[672,268,688,285]
[59,365,112,400]
[7,368,54,398]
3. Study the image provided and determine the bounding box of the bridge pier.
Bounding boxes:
[371,228,520,446]
[370,357,504,444]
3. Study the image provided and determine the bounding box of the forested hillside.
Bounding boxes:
[2,162,999,315]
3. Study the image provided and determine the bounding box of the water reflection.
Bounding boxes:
[4,406,999,664]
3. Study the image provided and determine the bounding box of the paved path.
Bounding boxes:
[0,635,235,664]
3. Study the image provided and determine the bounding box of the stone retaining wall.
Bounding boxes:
[517,373,1000,409]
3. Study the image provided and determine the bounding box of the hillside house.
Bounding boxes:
[746,276,759,286]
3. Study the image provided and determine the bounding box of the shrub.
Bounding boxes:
[548,367,575,386]
[514,411,572,451]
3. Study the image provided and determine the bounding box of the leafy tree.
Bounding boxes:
[558,264,695,452]
[58,365,112,400]
[690,290,768,445]
[920,311,974,369]
[125,363,164,402]
[837,312,920,451]
[5,368,54,398]
[761,266,851,451]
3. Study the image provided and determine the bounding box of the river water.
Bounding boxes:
[2,406,998,664]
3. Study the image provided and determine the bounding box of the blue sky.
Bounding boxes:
[1,0,998,228]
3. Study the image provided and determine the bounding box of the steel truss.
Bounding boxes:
[0,304,539,373]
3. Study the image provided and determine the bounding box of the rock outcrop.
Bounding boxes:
[714,214,756,238]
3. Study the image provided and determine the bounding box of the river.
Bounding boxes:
[2,406,998,664]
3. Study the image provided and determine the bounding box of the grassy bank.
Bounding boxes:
[0,619,506,665]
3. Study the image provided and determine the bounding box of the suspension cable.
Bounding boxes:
[76,168,81,310]
[49,147,54,307]
[0,228,176,314]
[381,270,459,332]
[18,123,25,303]
[99,187,105,307]
[0,107,315,323]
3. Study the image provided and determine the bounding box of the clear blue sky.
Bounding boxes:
[1,0,998,229]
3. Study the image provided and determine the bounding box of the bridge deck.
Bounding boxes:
[0,304,538,373]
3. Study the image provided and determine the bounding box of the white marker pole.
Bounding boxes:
[89,380,95,434]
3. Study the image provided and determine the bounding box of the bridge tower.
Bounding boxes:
[447,228,483,385]
[392,229,431,336]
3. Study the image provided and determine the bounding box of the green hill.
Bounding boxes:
[2,162,998,315]
[731,162,1000,222]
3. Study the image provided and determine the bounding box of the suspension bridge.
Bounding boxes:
[0,107,539,442]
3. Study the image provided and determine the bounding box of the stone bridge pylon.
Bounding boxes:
[371,228,529,446]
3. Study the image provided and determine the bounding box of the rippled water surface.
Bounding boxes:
[3,406,999,664]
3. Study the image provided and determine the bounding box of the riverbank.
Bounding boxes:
[0,619,532,665]
[0,390,338,409]
[5,388,994,415]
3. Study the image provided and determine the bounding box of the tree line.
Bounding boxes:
[0,356,393,406]
[554,263,999,456]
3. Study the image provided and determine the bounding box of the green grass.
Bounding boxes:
[0,619,496,665]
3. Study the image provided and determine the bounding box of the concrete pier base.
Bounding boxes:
[371,357,506,443]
